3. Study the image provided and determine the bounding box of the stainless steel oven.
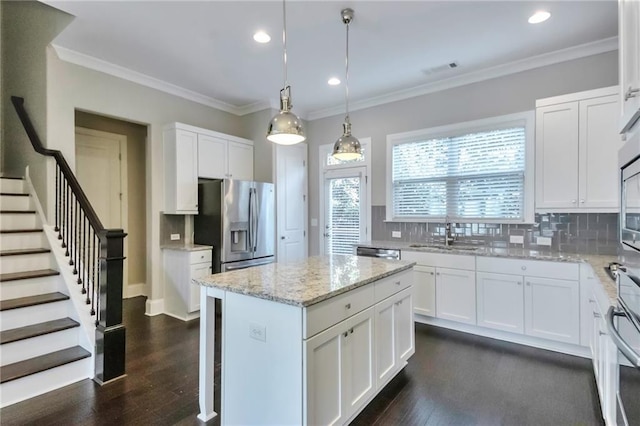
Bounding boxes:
[606,269,640,426]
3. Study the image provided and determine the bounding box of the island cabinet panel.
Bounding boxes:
[413,265,436,317]
[435,267,476,325]
[342,309,376,419]
[476,272,525,334]
[223,292,304,426]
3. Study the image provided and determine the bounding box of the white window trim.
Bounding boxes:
[319,138,372,255]
[385,111,535,224]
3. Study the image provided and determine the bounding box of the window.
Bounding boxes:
[387,112,534,223]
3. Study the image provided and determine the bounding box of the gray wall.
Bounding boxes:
[306,51,619,255]
[1,1,72,209]
[241,108,278,183]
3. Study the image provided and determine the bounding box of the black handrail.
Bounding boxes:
[11,96,126,384]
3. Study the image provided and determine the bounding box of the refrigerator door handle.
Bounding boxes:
[253,188,259,252]
[248,187,254,253]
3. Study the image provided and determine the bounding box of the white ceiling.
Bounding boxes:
[44,1,618,119]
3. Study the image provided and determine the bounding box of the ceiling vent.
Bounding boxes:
[423,61,459,76]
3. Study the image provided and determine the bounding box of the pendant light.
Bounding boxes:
[332,8,362,160]
[266,0,306,145]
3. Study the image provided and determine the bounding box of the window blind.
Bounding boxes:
[327,177,361,255]
[392,126,525,220]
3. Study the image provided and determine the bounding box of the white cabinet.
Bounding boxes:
[435,267,476,325]
[476,271,524,334]
[620,0,640,132]
[535,87,621,212]
[342,308,375,419]
[524,276,580,345]
[198,135,254,181]
[374,287,414,388]
[164,128,199,214]
[412,265,435,317]
[163,248,212,320]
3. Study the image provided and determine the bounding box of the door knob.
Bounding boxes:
[280,236,285,240]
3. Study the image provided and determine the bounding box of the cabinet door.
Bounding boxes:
[374,296,396,388]
[175,130,199,213]
[189,263,211,312]
[579,95,622,209]
[342,308,375,419]
[590,299,601,379]
[394,288,414,364]
[476,272,524,334]
[228,141,254,181]
[198,134,227,179]
[304,324,345,426]
[535,102,580,209]
[620,0,640,132]
[413,266,435,317]
[524,277,580,344]
[436,267,476,325]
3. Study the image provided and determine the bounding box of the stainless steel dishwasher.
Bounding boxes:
[356,246,401,260]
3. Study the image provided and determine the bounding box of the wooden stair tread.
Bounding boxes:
[0,318,79,344]
[0,210,36,214]
[0,229,43,234]
[0,269,59,282]
[0,248,50,256]
[0,292,68,311]
[0,346,90,384]
[0,193,29,197]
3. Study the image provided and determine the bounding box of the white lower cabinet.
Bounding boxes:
[476,272,524,334]
[436,267,476,325]
[163,248,212,320]
[413,265,435,317]
[374,287,415,388]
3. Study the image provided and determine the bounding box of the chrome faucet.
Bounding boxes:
[444,216,455,247]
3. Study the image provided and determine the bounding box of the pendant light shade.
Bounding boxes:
[267,0,306,145]
[332,8,361,160]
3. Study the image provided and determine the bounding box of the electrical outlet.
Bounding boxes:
[170,233,180,241]
[509,235,524,244]
[537,236,552,246]
[392,231,401,238]
[249,323,266,342]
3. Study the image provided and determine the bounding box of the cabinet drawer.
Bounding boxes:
[190,250,212,264]
[304,285,375,339]
[374,270,412,303]
[476,257,579,280]
[401,251,475,270]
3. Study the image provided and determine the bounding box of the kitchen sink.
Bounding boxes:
[408,243,480,251]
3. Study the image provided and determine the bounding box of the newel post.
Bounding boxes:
[95,228,127,384]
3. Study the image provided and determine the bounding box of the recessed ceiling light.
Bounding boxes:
[328,77,341,86]
[253,31,271,43]
[528,11,551,24]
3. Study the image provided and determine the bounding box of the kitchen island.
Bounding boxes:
[193,254,415,425]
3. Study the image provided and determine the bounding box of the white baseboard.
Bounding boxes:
[124,283,146,299]
[163,310,200,322]
[414,314,592,359]
[145,298,165,316]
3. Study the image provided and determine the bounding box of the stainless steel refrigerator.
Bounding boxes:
[194,179,275,272]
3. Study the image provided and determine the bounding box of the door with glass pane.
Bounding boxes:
[323,167,367,255]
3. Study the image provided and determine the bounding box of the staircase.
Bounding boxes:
[0,176,92,407]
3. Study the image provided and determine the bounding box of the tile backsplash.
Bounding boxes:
[371,206,619,255]
[160,214,186,245]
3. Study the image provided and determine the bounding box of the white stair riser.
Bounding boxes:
[0,356,91,408]
[0,252,52,274]
[0,233,46,251]
[0,179,25,194]
[0,276,62,300]
[0,195,31,211]
[0,214,39,230]
[1,328,79,366]
[0,300,69,331]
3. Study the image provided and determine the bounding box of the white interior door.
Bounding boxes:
[75,127,128,293]
[275,143,308,263]
[322,167,367,255]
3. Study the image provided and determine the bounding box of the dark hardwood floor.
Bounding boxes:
[1,297,604,426]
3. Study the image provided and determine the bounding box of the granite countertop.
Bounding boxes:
[193,255,415,307]
[161,243,212,252]
[358,240,618,305]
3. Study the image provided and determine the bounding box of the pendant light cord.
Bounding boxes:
[345,20,350,121]
[282,0,288,89]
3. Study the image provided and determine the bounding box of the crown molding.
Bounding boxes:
[307,36,619,121]
[52,44,264,116]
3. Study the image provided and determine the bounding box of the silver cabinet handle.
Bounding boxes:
[593,312,601,318]
[281,236,285,240]
[343,331,348,338]
[599,330,608,336]
[429,271,435,275]
[526,282,531,286]
[436,272,440,276]
[606,306,640,367]
[589,298,596,303]
[625,86,640,101]
[517,281,522,286]
[395,281,401,286]
[521,266,526,271]
[345,303,351,309]
[580,199,585,204]
[571,199,576,204]
[350,328,354,334]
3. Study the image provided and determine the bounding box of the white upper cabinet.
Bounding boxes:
[620,0,640,132]
[197,134,227,179]
[227,140,254,181]
[164,128,199,214]
[535,87,621,212]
